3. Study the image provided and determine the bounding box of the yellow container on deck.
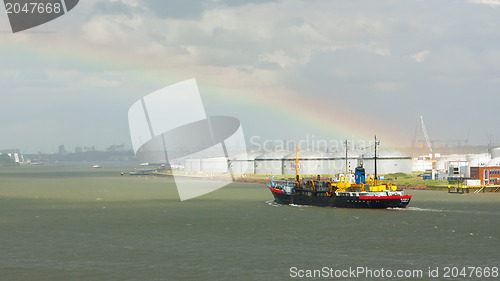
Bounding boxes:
[369,185,385,192]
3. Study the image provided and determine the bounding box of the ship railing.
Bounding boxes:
[270,179,296,187]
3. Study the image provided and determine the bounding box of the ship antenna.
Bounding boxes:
[295,145,300,186]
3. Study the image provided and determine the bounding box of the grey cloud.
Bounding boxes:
[143,0,207,19]
[93,1,137,16]
[255,61,282,70]
[213,0,279,7]
[141,0,279,19]
[3,0,500,149]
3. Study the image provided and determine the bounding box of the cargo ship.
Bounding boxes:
[268,136,411,208]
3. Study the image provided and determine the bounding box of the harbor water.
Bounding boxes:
[0,165,499,280]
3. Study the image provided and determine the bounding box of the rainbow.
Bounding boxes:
[0,37,404,147]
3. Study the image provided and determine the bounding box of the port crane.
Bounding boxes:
[420,115,436,179]
[420,115,433,154]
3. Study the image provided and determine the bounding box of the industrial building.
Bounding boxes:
[410,115,500,182]
[0,149,22,163]
[470,166,500,185]
[412,146,500,182]
[183,147,412,176]
[467,148,500,185]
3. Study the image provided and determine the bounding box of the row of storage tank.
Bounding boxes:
[410,147,500,182]
[487,147,500,166]
[184,149,412,175]
[431,147,500,178]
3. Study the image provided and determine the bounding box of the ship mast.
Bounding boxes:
[345,140,348,174]
[374,135,378,183]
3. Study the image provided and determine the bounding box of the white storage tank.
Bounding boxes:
[412,158,433,172]
[466,153,491,177]
[359,148,412,175]
[282,150,336,175]
[466,154,477,166]
[435,157,447,171]
[200,156,228,173]
[330,150,362,175]
[491,147,500,159]
[184,158,201,172]
[486,158,500,167]
[229,151,261,174]
[254,150,289,175]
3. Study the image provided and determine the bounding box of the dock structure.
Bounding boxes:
[448,186,468,194]
[447,185,500,194]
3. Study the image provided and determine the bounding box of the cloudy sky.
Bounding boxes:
[1,0,500,153]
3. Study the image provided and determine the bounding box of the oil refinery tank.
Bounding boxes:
[486,157,500,167]
[466,154,476,166]
[184,158,201,172]
[254,150,289,175]
[466,153,491,177]
[229,151,261,174]
[282,150,335,175]
[435,157,447,171]
[466,153,490,167]
[359,148,412,175]
[200,156,228,173]
[491,147,500,159]
[330,150,362,174]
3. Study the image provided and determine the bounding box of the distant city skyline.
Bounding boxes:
[2,1,500,151]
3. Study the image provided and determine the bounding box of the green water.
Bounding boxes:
[0,165,499,280]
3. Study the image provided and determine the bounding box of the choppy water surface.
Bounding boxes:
[0,165,499,280]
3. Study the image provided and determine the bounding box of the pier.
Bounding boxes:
[447,185,500,194]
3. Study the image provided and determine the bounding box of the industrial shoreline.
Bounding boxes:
[149,169,500,192]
